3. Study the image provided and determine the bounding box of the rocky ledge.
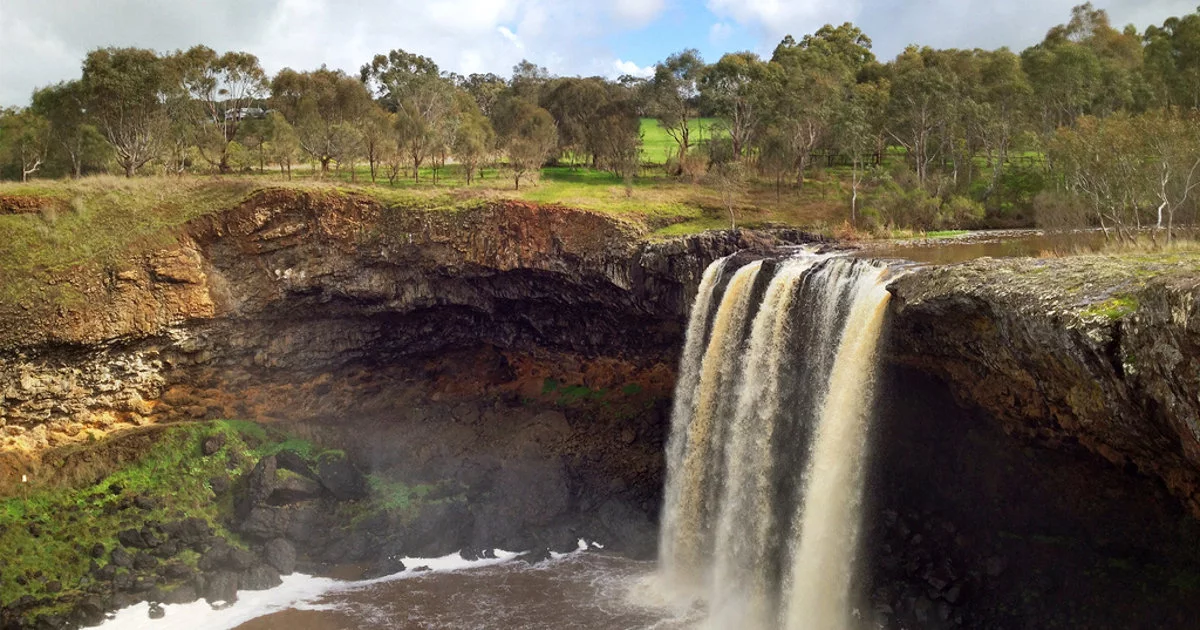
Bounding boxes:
[888,254,1200,516]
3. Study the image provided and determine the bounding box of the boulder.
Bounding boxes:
[274,450,315,478]
[163,584,199,605]
[268,471,323,505]
[110,547,133,569]
[202,570,239,604]
[263,538,296,575]
[240,564,282,591]
[116,529,147,549]
[226,547,257,571]
[315,457,368,501]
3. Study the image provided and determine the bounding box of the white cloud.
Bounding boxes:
[613,58,654,78]
[611,0,668,27]
[709,21,733,43]
[706,0,861,41]
[497,26,524,50]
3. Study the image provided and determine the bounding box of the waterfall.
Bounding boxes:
[656,254,894,630]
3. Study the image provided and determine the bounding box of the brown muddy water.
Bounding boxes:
[98,553,702,630]
[236,555,697,630]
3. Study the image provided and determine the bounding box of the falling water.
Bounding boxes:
[656,254,894,630]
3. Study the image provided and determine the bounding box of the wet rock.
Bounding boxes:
[133,495,161,511]
[269,472,323,504]
[240,564,282,591]
[362,555,406,580]
[89,543,105,559]
[202,571,239,604]
[73,595,105,626]
[226,547,257,571]
[110,547,133,569]
[163,584,199,605]
[516,547,552,565]
[116,528,146,549]
[147,603,165,619]
[263,538,296,575]
[274,450,315,478]
[315,457,368,501]
[161,562,193,581]
[209,475,231,495]
[132,552,159,571]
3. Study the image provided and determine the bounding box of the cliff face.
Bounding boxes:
[888,256,1200,515]
[0,189,809,562]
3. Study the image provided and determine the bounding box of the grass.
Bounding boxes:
[0,419,337,611]
[638,117,725,163]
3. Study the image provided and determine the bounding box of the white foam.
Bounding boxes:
[94,573,338,630]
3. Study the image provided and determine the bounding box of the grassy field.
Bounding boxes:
[639,117,725,163]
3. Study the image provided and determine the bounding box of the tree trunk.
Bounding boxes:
[124,162,135,178]
[515,172,521,190]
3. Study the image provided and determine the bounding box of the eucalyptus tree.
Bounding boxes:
[700,52,769,159]
[886,46,956,186]
[458,72,508,118]
[0,108,51,181]
[493,98,557,189]
[269,67,374,173]
[359,104,392,182]
[1144,10,1200,109]
[541,77,610,165]
[651,49,705,162]
[80,47,172,177]
[453,92,495,185]
[30,81,106,178]
[361,49,457,182]
[770,32,861,186]
[172,45,268,172]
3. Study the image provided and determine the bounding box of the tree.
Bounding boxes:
[541,77,609,165]
[361,49,457,183]
[700,52,769,159]
[31,81,106,178]
[1139,109,1200,243]
[0,108,51,181]
[173,46,267,172]
[270,67,373,173]
[495,99,557,189]
[651,50,705,163]
[80,47,171,177]
[264,111,299,179]
[1144,10,1200,109]
[359,105,392,182]
[458,72,508,117]
[886,47,956,186]
[511,59,551,103]
[452,94,494,185]
[1049,113,1148,241]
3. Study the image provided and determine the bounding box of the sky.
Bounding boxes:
[1,0,1197,106]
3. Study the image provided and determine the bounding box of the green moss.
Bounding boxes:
[1081,295,1139,321]
[0,419,326,611]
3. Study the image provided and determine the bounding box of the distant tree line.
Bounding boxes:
[4,3,1200,238]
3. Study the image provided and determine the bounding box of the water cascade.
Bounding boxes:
[657,254,894,630]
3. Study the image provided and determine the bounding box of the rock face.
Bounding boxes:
[888,256,1200,515]
[0,189,810,562]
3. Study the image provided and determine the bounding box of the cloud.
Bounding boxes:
[706,0,861,41]
[613,59,654,78]
[0,0,665,106]
[611,0,668,27]
[709,22,734,43]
